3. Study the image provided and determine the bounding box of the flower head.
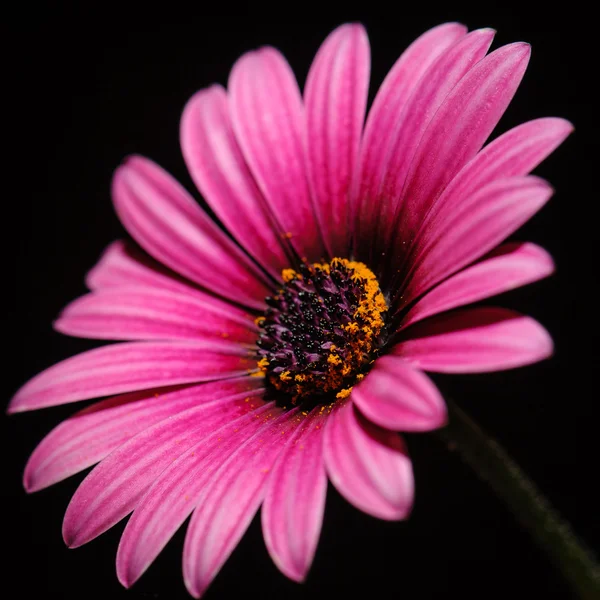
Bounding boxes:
[9,22,571,598]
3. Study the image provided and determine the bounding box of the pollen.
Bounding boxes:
[282,268,297,283]
[254,258,388,405]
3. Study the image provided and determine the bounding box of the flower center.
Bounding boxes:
[254,258,388,404]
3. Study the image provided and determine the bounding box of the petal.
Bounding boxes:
[399,242,555,328]
[181,85,291,279]
[23,377,260,492]
[389,42,531,255]
[351,356,447,431]
[62,395,271,548]
[229,47,325,262]
[376,29,495,251]
[86,240,203,295]
[112,155,272,309]
[183,408,303,598]
[261,406,328,582]
[419,117,573,234]
[9,341,254,413]
[304,23,370,257]
[354,22,467,244]
[394,307,553,373]
[323,401,414,520]
[55,285,257,344]
[116,402,282,588]
[401,176,553,307]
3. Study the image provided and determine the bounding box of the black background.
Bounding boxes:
[2,4,597,600]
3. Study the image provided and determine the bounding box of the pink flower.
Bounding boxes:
[9,22,571,598]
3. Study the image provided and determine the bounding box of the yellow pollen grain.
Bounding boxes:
[282,268,297,282]
[327,353,342,366]
[279,370,292,382]
[345,322,359,333]
[336,387,352,399]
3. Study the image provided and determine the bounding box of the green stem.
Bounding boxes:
[438,400,599,599]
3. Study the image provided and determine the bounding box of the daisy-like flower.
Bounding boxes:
[9,22,571,598]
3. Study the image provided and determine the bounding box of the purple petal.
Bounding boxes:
[112,155,272,309]
[354,22,467,247]
[23,377,260,493]
[323,401,414,520]
[389,42,531,255]
[116,402,283,588]
[394,307,553,372]
[183,408,303,598]
[55,285,257,343]
[401,176,553,307]
[62,395,271,548]
[304,23,370,258]
[181,85,291,278]
[400,242,554,328]
[9,341,254,412]
[228,46,325,262]
[261,406,328,582]
[352,356,447,431]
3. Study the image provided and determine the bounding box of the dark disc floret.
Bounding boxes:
[254,258,389,404]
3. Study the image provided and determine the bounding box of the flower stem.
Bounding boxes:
[438,399,599,599]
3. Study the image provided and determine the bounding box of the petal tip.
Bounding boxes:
[7,391,26,414]
[552,117,575,135]
[52,318,68,334]
[116,567,134,590]
[474,27,496,40]
[62,520,82,549]
[22,461,41,493]
[22,476,35,494]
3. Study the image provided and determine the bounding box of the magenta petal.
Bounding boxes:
[304,23,370,258]
[86,240,204,295]
[23,378,260,493]
[390,42,531,250]
[376,28,495,248]
[112,155,272,309]
[262,407,328,582]
[116,402,282,588]
[419,117,574,236]
[400,242,554,328]
[228,47,325,262]
[62,395,271,548]
[181,85,291,278]
[354,22,467,246]
[182,409,303,598]
[323,401,414,520]
[55,285,257,344]
[352,357,446,432]
[402,176,553,306]
[394,307,553,373]
[9,341,254,413]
